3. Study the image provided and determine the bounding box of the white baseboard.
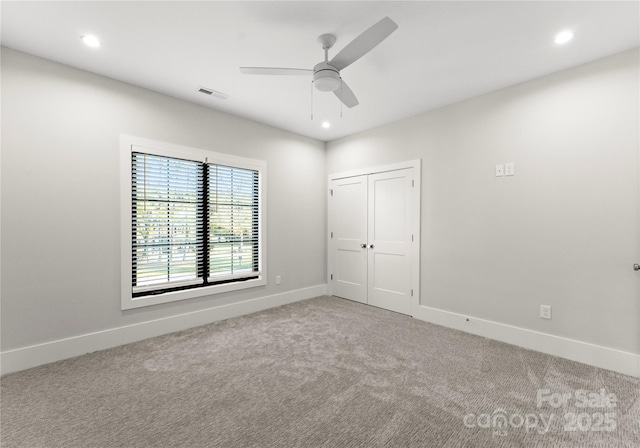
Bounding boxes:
[413,305,640,378]
[1,284,327,376]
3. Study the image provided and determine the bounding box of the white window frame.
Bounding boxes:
[120,135,266,310]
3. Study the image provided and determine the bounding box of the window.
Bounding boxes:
[121,136,265,309]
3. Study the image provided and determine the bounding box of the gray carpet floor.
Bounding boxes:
[1,296,639,447]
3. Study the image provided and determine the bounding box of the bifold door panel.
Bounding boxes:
[367,170,412,315]
[330,168,414,315]
[332,176,368,303]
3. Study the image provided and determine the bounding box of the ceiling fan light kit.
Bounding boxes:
[313,62,341,92]
[240,16,398,110]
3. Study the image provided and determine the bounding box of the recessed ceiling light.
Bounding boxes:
[82,35,101,47]
[321,121,331,129]
[554,30,574,45]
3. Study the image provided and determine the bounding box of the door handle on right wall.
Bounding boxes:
[369,244,374,249]
[634,264,640,271]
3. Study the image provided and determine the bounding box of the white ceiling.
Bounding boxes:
[2,1,639,142]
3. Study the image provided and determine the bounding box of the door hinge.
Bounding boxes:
[330,231,333,238]
[330,274,333,280]
[411,179,415,187]
[411,234,414,242]
[411,289,414,296]
[330,189,334,196]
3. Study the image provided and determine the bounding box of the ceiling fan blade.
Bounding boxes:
[240,67,312,76]
[333,80,359,108]
[329,17,398,71]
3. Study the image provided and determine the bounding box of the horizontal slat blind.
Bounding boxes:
[208,164,259,281]
[132,152,204,293]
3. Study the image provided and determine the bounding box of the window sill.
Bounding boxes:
[121,276,266,310]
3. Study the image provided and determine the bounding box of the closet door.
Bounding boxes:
[330,168,414,315]
[331,175,368,303]
[367,168,413,315]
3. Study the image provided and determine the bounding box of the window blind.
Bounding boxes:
[132,152,204,293]
[131,152,260,297]
[208,164,260,282]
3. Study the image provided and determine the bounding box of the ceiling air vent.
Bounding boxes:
[198,86,228,100]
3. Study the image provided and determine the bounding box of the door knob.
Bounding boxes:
[360,243,367,249]
[369,244,374,249]
[634,264,640,271]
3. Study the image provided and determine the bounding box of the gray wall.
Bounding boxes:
[1,48,327,350]
[3,45,638,358]
[327,49,639,354]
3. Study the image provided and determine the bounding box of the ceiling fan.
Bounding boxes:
[240,17,398,108]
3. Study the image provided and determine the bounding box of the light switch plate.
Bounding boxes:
[495,164,504,177]
[505,163,515,176]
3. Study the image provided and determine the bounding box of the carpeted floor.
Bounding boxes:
[1,296,639,447]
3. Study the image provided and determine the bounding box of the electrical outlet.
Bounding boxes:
[495,164,504,177]
[540,305,552,320]
[275,275,281,285]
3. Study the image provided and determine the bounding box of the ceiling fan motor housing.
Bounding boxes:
[313,62,341,92]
